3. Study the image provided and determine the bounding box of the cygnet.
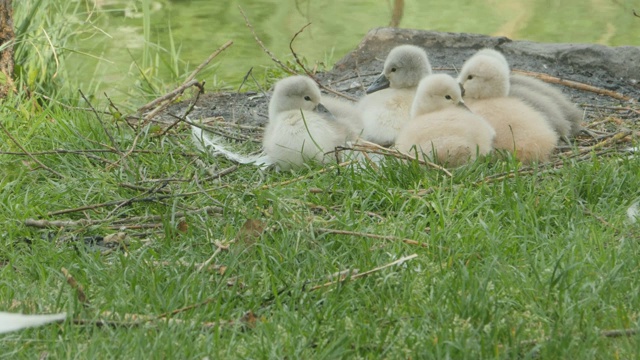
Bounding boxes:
[320,95,363,140]
[476,48,583,138]
[357,44,432,146]
[458,53,558,164]
[395,74,496,167]
[263,76,352,170]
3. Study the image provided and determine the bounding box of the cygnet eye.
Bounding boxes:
[304,95,312,101]
[467,75,473,80]
[391,68,397,72]
[445,95,452,100]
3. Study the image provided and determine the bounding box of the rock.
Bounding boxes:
[154,28,640,127]
[333,27,640,93]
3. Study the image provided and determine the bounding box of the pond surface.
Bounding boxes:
[69,0,640,103]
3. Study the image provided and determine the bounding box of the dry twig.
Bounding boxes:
[25,206,223,229]
[410,130,633,197]
[239,6,296,75]
[157,299,218,319]
[48,192,224,216]
[119,182,172,194]
[289,23,314,78]
[61,267,89,305]
[137,40,232,113]
[197,240,232,272]
[308,253,418,291]
[72,311,243,330]
[35,93,110,114]
[104,92,134,130]
[183,116,260,143]
[133,40,232,125]
[518,328,640,348]
[512,70,632,102]
[106,181,170,217]
[259,160,357,190]
[0,121,65,178]
[333,140,454,177]
[0,148,198,157]
[288,23,358,101]
[581,104,640,116]
[160,82,205,136]
[316,228,429,248]
[106,131,141,171]
[140,80,205,125]
[584,130,632,151]
[79,90,123,156]
[204,165,239,181]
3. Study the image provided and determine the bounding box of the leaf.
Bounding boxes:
[177,217,189,233]
[216,265,227,275]
[236,219,267,245]
[241,310,257,328]
[0,312,67,334]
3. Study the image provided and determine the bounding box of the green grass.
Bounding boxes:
[1,1,640,358]
[11,0,102,101]
[0,99,639,358]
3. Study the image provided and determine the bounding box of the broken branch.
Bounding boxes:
[61,267,89,305]
[0,121,65,178]
[512,69,632,102]
[308,253,418,291]
[316,228,429,248]
[239,6,296,75]
[288,22,358,101]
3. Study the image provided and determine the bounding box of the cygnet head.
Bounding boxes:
[411,74,466,118]
[366,44,432,94]
[269,76,324,119]
[474,48,510,70]
[458,54,510,100]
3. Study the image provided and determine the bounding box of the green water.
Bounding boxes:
[70,0,640,102]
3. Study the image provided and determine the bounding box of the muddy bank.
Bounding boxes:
[157,28,640,127]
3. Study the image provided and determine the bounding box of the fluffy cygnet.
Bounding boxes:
[476,48,583,138]
[510,74,584,136]
[357,44,432,146]
[320,95,363,140]
[395,74,496,167]
[263,76,352,170]
[458,53,558,164]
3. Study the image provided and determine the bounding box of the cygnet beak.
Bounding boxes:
[366,73,391,94]
[459,82,466,97]
[315,103,329,113]
[315,103,336,120]
[457,100,471,112]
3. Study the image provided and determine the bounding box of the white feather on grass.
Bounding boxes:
[190,124,272,168]
[190,121,390,171]
[625,146,639,159]
[628,201,639,224]
[0,312,67,334]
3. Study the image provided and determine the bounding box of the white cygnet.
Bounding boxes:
[320,95,363,140]
[458,52,558,164]
[510,74,584,137]
[395,74,496,167]
[357,44,432,146]
[476,48,583,138]
[263,76,352,170]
